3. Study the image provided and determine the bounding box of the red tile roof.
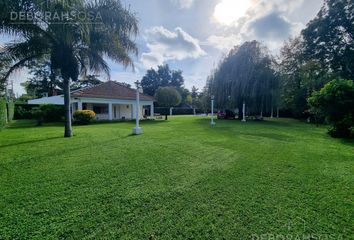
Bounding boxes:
[72,81,154,101]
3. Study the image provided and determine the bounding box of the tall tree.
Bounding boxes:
[141,64,184,96]
[309,79,354,138]
[208,41,277,118]
[1,0,138,137]
[279,37,333,118]
[155,87,182,108]
[71,75,103,90]
[22,60,62,98]
[302,0,354,79]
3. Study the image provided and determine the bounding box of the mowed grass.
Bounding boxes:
[0,117,353,239]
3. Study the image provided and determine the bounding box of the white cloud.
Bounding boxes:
[206,0,310,53]
[141,52,164,69]
[110,71,143,87]
[141,26,206,68]
[205,34,242,51]
[170,0,195,9]
[213,0,253,25]
[8,69,30,96]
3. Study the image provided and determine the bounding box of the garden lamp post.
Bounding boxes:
[211,95,216,126]
[132,80,143,135]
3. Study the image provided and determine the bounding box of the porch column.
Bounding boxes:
[78,101,83,110]
[71,103,75,118]
[150,104,154,117]
[108,103,113,120]
[131,104,134,119]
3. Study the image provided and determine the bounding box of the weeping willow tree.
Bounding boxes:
[207,41,279,120]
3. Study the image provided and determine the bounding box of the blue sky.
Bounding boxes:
[2,0,323,95]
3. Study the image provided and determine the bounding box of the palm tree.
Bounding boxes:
[0,0,138,137]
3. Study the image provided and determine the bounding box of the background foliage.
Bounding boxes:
[309,79,354,138]
[0,97,6,128]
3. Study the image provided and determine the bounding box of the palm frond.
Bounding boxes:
[3,54,43,80]
[77,47,111,79]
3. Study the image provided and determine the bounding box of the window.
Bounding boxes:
[93,105,108,114]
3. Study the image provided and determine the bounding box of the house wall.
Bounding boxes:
[83,102,146,120]
[116,104,132,120]
[29,96,153,120]
[79,97,152,120]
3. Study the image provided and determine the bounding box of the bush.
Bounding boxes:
[0,98,14,128]
[30,104,65,125]
[14,105,34,119]
[31,107,44,126]
[309,79,354,138]
[40,104,65,122]
[0,97,6,128]
[73,110,96,125]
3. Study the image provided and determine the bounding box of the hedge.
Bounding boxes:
[154,107,203,115]
[14,104,37,119]
[14,104,65,121]
[0,97,15,128]
[0,97,6,128]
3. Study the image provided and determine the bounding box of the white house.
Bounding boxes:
[28,81,155,120]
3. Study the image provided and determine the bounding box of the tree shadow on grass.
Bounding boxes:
[5,120,64,129]
[83,119,169,126]
[194,118,293,128]
[0,136,63,149]
[193,118,295,142]
[240,132,293,142]
[339,138,354,147]
[4,120,37,129]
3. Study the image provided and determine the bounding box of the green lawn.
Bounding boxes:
[0,117,353,239]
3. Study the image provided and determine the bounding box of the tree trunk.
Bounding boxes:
[276,107,280,118]
[242,100,246,122]
[271,106,274,118]
[63,77,73,137]
[238,103,243,120]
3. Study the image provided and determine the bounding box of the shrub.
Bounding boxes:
[74,110,96,125]
[31,107,44,126]
[0,97,6,128]
[0,98,14,128]
[309,79,354,138]
[14,105,34,119]
[40,104,65,122]
[30,104,65,125]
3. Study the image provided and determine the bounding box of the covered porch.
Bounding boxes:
[71,98,154,121]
